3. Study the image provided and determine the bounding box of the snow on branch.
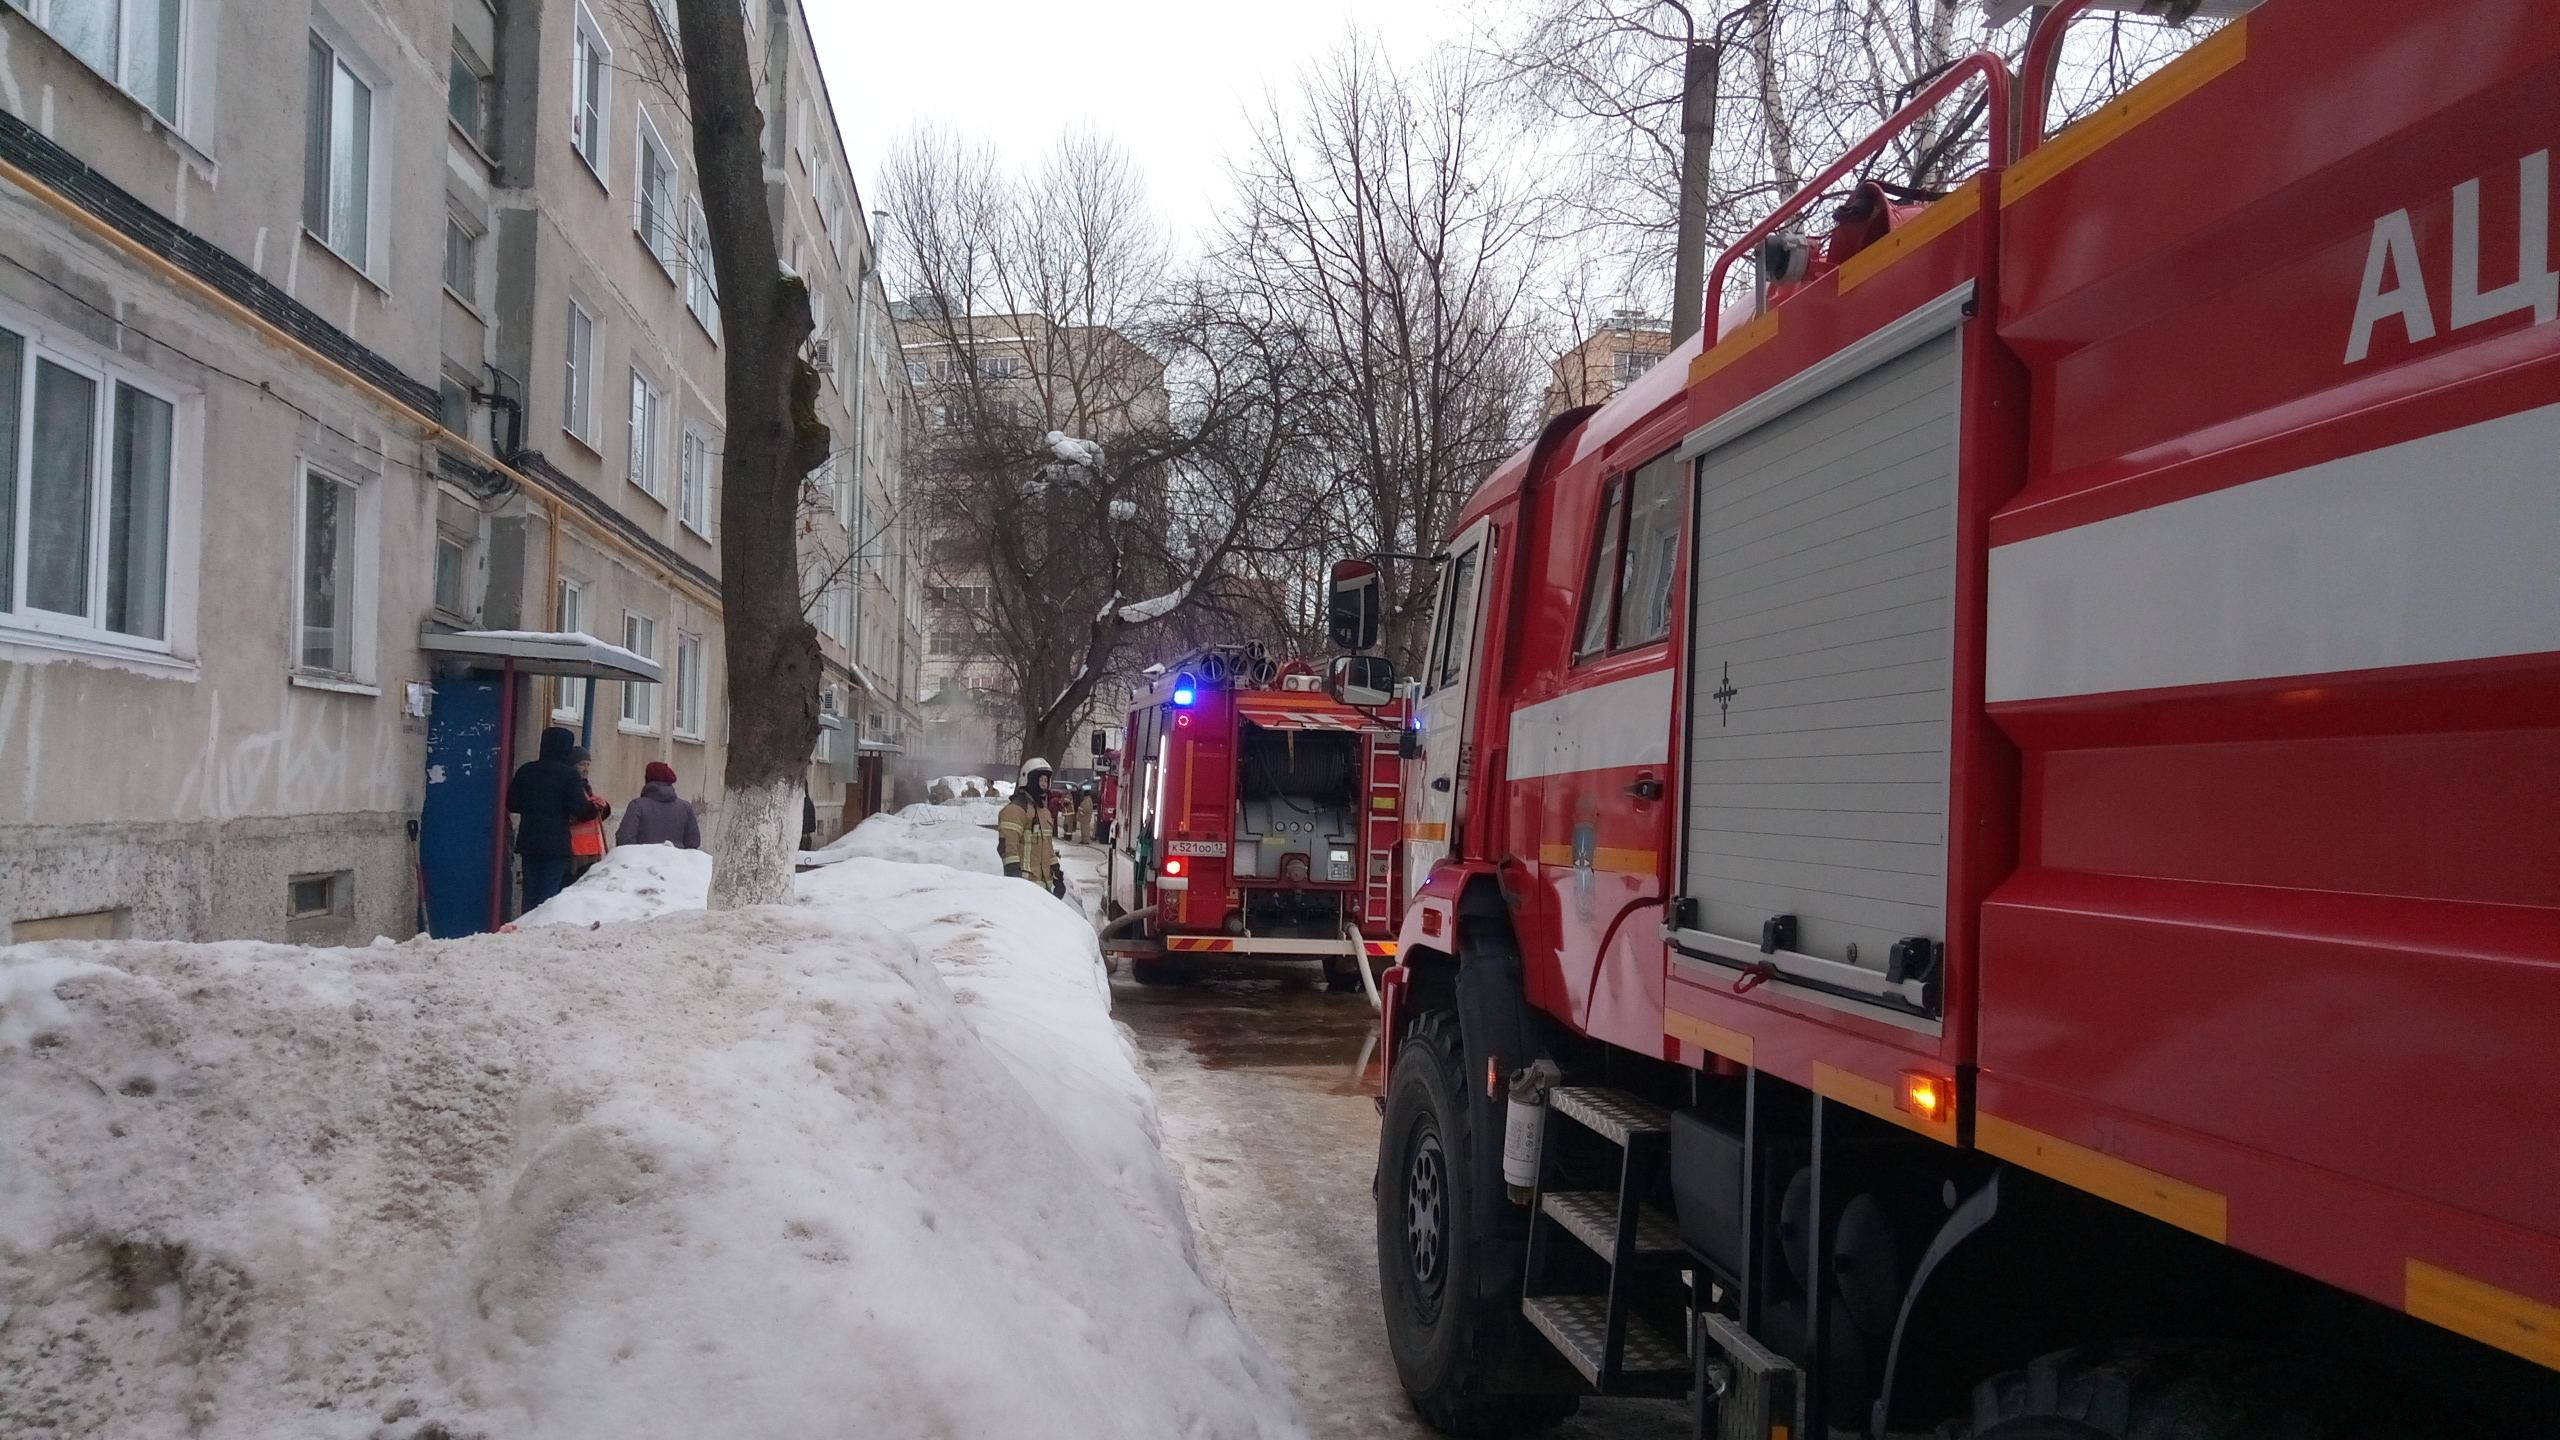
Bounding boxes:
[1113,583,1191,624]
[1045,431,1105,470]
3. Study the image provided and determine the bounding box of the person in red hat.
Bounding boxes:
[616,760,702,848]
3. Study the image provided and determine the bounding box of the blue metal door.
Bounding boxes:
[421,678,501,937]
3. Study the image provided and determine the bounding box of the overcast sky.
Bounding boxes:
[804,0,1472,254]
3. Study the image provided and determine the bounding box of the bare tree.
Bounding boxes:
[669,0,831,906]
[1490,0,2219,325]
[884,131,1329,768]
[1222,39,1551,678]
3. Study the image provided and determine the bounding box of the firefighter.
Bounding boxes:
[998,758,1064,897]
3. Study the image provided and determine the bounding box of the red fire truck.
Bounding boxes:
[1364,2,2560,1435]
[1105,645,1406,988]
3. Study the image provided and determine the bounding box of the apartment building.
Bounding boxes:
[895,304,1160,783]
[768,41,920,843]
[0,0,915,940]
[1540,307,1672,418]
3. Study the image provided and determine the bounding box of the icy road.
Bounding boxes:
[1064,847,1692,1439]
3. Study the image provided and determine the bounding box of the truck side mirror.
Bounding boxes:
[1090,728,1108,758]
[1328,559,1382,652]
[1333,654,1395,707]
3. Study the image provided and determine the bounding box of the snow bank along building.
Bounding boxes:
[0,0,919,942]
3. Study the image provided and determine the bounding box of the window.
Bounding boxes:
[563,303,594,440]
[1574,479,1626,658]
[637,122,677,269]
[447,31,490,148]
[1612,349,1661,388]
[679,427,711,535]
[0,326,177,646]
[433,536,467,613]
[672,630,703,738]
[287,872,340,919]
[299,467,356,673]
[684,200,717,328]
[620,610,657,730]
[304,35,373,268]
[570,8,609,176]
[979,354,1022,380]
[443,217,477,300]
[905,361,926,383]
[552,579,586,721]
[626,369,662,497]
[1573,452,1683,656]
[1427,545,1480,694]
[1615,453,1682,648]
[42,0,182,120]
[438,376,470,432]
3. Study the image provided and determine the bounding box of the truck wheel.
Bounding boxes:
[1950,1342,2446,1440]
[1377,1011,1576,1436]
[1323,956,1364,993]
[1129,958,1196,986]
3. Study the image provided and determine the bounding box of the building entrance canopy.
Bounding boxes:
[418,628,664,683]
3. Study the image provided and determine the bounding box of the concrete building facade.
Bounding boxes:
[1541,308,1672,419]
[0,0,915,941]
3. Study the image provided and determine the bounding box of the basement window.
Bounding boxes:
[287,872,342,920]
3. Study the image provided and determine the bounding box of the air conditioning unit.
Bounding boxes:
[808,337,834,374]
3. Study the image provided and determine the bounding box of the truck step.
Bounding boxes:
[1548,1086,1674,1147]
[1521,1294,1690,1389]
[1540,1190,1684,1260]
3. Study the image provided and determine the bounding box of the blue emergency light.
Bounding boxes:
[1172,672,1198,706]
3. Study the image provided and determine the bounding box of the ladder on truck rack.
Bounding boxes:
[1521,1087,1692,1396]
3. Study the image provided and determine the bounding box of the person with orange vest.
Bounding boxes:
[567,747,612,881]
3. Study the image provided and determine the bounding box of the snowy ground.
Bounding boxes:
[1082,843,1693,1440]
[0,809,1302,1439]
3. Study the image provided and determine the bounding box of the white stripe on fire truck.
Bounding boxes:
[1986,401,2560,703]
[1505,668,1675,780]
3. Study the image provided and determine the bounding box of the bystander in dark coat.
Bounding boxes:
[510,726,604,913]
[617,761,703,848]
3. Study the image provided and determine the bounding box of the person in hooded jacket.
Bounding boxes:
[618,761,703,848]
[510,725,606,914]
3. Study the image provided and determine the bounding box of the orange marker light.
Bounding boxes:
[1900,1070,1951,1125]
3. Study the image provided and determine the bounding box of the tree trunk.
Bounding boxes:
[1669,40,1722,345]
[671,0,832,907]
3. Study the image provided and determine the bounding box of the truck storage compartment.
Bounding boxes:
[1672,326,1960,1025]
[1233,723,1361,885]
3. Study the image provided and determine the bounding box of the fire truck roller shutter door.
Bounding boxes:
[1676,328,1960,1021]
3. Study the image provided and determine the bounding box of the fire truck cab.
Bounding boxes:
[1106,647,1405,988]
[1369,2,2560,1436]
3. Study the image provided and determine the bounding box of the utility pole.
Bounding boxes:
[1668,37,1722,344]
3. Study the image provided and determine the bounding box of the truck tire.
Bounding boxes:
[1948,1342,2450,1440]
[1377,1010,1576,1436]
[1129,958,1196,986]
[1323,955,1364,993]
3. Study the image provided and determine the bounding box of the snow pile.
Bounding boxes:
[800,859,1188,1256]
[801,810,1001,875]
[514,842,714,927]
[898,797,1006,827]
[0,888,1302,1437]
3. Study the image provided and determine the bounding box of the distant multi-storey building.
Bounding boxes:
[0,0,916,939]
[893,305,1161,780]
[1542,308,1673,418]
